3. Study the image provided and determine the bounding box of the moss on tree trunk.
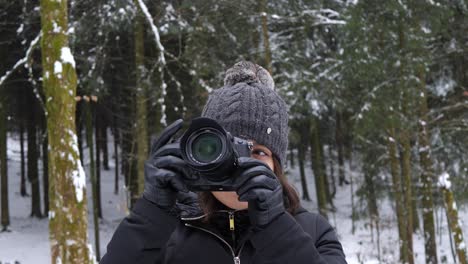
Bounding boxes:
[40,0,93,262]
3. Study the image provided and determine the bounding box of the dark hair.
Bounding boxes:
[199,155,300,217]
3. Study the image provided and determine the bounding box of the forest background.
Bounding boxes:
[0,0,467,263]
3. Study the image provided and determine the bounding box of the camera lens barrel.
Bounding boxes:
[180,117,253,191]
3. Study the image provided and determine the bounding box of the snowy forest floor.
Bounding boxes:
[0,133,467,264]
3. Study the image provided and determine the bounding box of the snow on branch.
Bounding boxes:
[135,0,166,65]
[0,31,42,88]
[135,0,169,125]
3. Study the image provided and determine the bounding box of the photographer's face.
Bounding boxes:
[212,142,274,210]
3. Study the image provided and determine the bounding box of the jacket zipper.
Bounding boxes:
[185,223,246,264]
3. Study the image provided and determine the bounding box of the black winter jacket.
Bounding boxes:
[101,197,347,264]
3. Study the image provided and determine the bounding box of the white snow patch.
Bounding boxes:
[60,47,75,68]
[17,24,24,34]
[54,61,63,74]
[72,160,86,202]
[52,22,61,33]
[438,172,451,189]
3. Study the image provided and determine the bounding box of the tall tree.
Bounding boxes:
[417,68,438,264]
[40,0,93,262]
[134,0,148,202]
[0,94,9,231]
[27,92,42,218]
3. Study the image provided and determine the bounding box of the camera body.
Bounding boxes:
[180,117,253,191]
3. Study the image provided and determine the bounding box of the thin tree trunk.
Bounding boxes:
[327,144,336,198]
[42,130,49,216]
[95,107,102,218]
[40,0,93,261]
[310,119,327,218]
[259,0,272,73]
[112,121,119,195]
[289,146,295,168]
[400,130,414,261]
[398,16,416,252]
[298,144,311,201]
[135,0,148,201]
[27,96,42,218]
[20,118,28,196]
[388,125,410,264]
[0,99,9,231]
[440,178,468,264]
[417,68,438,264]
[336,112,347,186]
[101,122,110,170]
[85,102,100,261]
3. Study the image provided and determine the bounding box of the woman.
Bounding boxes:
[101,61,347,264]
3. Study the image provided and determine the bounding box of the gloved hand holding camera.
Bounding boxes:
[234,157,285,228]
[143,119,192,209]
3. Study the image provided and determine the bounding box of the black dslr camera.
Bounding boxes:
[180,117,253,191]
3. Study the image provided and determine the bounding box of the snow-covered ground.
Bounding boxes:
[0,133,466,263]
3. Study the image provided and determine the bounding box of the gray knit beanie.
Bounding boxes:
[201,61,289,167]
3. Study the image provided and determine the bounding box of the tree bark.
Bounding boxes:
[336,112,347,186]
[42,129,49,216]
[20,116,28,197]
[259,0,272,73]
[297,143,311,201]
[94,107,102,218]
[76,100,84,165]
[101,121,110,170]
[85,102,100,260]
[112,118,119,195]
[310,119,327,218]
[388,125,411,264]
[135,0,148,202]
[40,0,93,261]
[0,98,9,231]
[27,95,42,218]
[441,181,467,264]
[417,68,438,264]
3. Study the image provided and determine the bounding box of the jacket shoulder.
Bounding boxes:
[293,208,337,243]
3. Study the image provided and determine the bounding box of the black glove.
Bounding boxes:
[234,157,285,228]
[143,119,192,209]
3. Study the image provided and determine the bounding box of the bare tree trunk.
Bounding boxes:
[289,146,295,169]
[298,144,311,201]
[42,130,49,216]
[27,95,42,218]
[310,119,327,218]
[20,116,28,197]
[327,143,336,198]
[0,98,9,231]
[259,0,272,73]
[40,0,93,261]
[85,102,100,260]
[336,112,347,186]
[388,125,411,264]
[101,122,110,170]
[135,0,148,201]
[417,68,438,264]
[440,177,467,264]
[95,108,102,218]
[112,120,119,195]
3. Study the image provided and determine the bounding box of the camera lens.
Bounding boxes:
[191,132,223,163]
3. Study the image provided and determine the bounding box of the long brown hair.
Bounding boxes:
[199,155,300,216]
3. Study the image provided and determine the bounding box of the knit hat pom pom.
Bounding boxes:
[223,61,275,90]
